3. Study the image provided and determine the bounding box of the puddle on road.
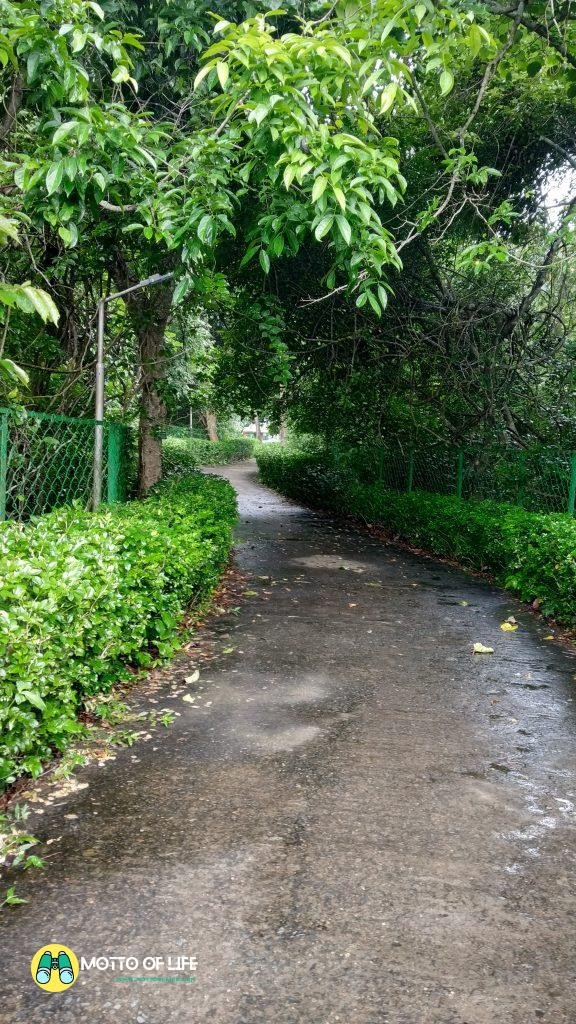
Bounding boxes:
[243,724,322,754]
[293,554,377,572]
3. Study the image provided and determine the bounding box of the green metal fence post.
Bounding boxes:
[456,450,464,499]
[0,409,8,521]
[407,452,414,493]
[107,423,121,504]
[568,453,576,516]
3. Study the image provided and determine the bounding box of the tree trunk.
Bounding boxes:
[137,318,169,495]
[255,414,263,442]
[113,254,174,495]
[279,417,288,443]
[204,410,218,441]
[0,74,23,148]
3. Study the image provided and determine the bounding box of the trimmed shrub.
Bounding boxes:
[162,435,254,476]
[0,473,237,787]
[161,436,199,477]
[257,444,576,627]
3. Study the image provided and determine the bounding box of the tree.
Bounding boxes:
[3,0,576,480]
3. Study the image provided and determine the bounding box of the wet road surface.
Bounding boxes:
[1,462,575,1023]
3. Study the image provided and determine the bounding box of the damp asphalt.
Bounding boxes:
[1,461,575,1023]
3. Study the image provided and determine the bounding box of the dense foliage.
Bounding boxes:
[3,1,575,485]
[257,444,576,626]
[162,434,254,476]
[0,472,237,786]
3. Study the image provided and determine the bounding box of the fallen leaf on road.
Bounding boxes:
[500,622,518,632]
[182,694,197,704]
[473,643,494,655]
[184,670,200,684]
[544,635,554,640]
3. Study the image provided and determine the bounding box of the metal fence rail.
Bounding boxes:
[330,442,576,515]
[0,407,134,522]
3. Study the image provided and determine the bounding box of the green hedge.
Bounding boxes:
[162,435,254,477]
[0,473,237,787]
[257,445,576,626]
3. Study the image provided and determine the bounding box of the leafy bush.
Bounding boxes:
[257,444,576,627]
[162,435,254,476]
[161,436,199,477]
[0,473,237,787]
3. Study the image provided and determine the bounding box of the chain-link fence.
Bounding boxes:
[0,407,134,522]
[329,441,576,515]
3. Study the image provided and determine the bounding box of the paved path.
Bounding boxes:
[1,462,576,1023]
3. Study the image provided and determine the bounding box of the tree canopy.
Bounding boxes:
[1,0,575,486]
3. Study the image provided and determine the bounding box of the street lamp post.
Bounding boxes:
[92,272,174,509]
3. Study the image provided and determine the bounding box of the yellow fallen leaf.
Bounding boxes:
[182,694,197,704]
[500,622,518,632]
[544,635,554,641]
[473,642,494,655]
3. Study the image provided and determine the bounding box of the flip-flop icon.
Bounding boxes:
[58,951,74,985]
[35,950,53,985]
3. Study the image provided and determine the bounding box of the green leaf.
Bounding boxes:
[71,30,86,53]
[58,222,78,248]
[311,176,328,203]
[87,1,105,18]
[380,82,398,114]
[0,358,29,387]
[0,215,19,243]
[259,250,270,274]
[367,289,382,316]
[19,285,60,324]
[216,62,229,88]
[440,69,454,96]
[27,51,42,81]
[332,186,346,211]
[46,162,64,195]
[331,44,352,67]
[414,4,427,24]
[283,165,296,189]
[197,214,215,243]
[52,121,78,145]
[20,690,46,712]
[194,64,213,90]
[112,65,130,84]
[335,215,352,245]
[314,214,334,241]
[251,103,270,127]
[2,887,27,907]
